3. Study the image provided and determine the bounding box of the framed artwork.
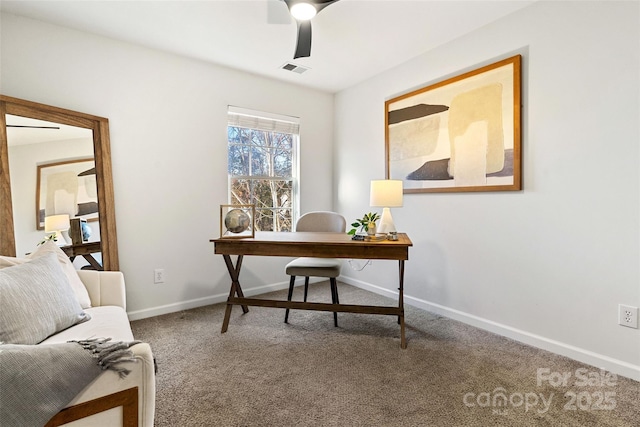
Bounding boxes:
[385,55,521,193]
[36,158,98,230]
[220,204,255,239]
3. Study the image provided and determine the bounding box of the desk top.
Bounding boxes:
[60,241,102,256]
[211,232,412,260]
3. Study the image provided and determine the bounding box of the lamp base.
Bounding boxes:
[377,207,396,234]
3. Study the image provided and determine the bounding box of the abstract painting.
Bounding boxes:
[36,158,98,230]
[385,55,521,193]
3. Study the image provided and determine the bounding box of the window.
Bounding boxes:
[227,107,299,232]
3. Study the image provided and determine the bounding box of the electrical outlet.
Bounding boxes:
[618,304,638,329]
[154,269,165,284]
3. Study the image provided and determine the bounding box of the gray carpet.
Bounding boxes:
[131,282,639,426]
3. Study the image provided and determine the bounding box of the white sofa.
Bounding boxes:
[41,269,156,427]
[0,241,155,426]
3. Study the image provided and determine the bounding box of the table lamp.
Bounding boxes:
[370,179,403,234]
[44,214,70,246]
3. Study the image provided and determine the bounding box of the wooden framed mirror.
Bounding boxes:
[0,95,119,271]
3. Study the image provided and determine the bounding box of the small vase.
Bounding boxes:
[367,223,377,236]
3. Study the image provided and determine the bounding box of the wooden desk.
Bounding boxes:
[211,232,413,348]
[60,241,103,271]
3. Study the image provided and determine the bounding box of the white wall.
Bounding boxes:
[1,13,334,316]
[335,1,639,379]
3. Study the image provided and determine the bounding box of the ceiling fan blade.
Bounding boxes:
[315,0,340,14]
[293,20,312,59]
[78,167,96,176]
[7,125,60,129]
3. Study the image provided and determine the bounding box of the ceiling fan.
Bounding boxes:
[282,0,340,59]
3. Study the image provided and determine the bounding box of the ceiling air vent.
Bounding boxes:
[281,63,309,74]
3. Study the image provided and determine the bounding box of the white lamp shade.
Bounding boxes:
[370,180,403,207]
[44,214,70,232]
[44,214,70,246]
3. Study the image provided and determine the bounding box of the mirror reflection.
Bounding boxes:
[6,114,103,269]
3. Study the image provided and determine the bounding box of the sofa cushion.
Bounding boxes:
[40,306,134,344]
[0,241,92,309]
[0,253,90,345]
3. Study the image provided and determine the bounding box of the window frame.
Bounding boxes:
[227,106,299,232]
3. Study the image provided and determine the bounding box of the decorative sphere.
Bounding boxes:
[224,209,250,233]
[81,222,92,241]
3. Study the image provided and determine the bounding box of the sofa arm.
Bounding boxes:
[77,270,126,310]
[61,342,156,427]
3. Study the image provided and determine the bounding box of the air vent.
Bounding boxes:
[281,63,309,74]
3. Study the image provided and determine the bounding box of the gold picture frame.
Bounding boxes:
[385,54,521,193]
[220,204,255,239]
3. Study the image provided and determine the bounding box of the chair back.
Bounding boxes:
[296,211,346,233]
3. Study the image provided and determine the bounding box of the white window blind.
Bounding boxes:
[228,106,300,135]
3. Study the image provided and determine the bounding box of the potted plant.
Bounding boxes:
[38,233,58,246]
[348,212,381,236]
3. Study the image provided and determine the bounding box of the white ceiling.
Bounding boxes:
[0,0,535,93]
[6,115,92,146]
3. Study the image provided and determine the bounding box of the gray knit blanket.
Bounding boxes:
[0,338,140,427]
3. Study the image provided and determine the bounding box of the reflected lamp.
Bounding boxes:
[370,180,403,234]
[44,214,70,246]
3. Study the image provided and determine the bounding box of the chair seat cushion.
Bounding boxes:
[285,257,342,278]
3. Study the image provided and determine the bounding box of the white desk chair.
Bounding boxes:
[284,211,346,327]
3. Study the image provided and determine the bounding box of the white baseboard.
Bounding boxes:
[339,276,640,381]
[127,280,295,321]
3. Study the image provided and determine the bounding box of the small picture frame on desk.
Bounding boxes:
[220,204,255,239]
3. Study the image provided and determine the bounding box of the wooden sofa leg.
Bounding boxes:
[45,387,138,427]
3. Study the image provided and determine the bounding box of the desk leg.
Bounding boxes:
[221,254,249,334]
[398,260,406,349]
[82,254,103,271]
